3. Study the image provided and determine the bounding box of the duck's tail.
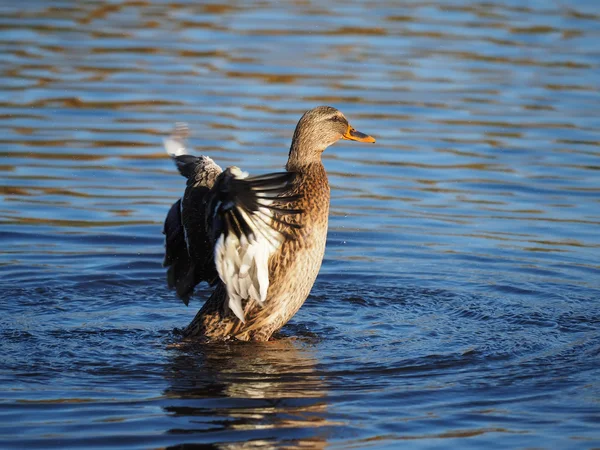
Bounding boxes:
[209,168,302,322]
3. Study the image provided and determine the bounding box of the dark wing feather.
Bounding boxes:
[209,169,302,247]
[163,199,192,301]
[163,123,222,304]
[172,154,202,179]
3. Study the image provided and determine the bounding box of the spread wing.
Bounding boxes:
[163,124,222,304]
[163,123,302,322]
[209,168,302,322]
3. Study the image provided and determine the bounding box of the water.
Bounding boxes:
[1,0,599,448]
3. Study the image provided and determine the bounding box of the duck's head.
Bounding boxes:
[288,106,375,167]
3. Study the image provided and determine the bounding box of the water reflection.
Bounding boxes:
[1,0,599,448]
[164,337,330,448]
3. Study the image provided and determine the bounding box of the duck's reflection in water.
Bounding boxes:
[163,335,333,449]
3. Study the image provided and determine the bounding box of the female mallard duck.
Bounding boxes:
[163,106,375,341]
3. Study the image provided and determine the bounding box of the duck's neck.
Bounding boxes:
[285,146,330,223]
[286,137,325,172]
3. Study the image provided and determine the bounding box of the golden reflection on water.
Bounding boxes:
[165,338,331,448]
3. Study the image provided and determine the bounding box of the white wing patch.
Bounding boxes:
[163,122,189,157]
[214,169,284,323]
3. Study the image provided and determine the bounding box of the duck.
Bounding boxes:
[163,106,375,341]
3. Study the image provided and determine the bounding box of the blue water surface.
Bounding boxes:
[1,1,599,448]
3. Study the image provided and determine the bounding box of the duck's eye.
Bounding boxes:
[329,116,344,123]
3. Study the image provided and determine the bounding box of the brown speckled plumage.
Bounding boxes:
[164,106,375,341]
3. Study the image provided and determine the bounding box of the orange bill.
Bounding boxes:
[342,125,376,143]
